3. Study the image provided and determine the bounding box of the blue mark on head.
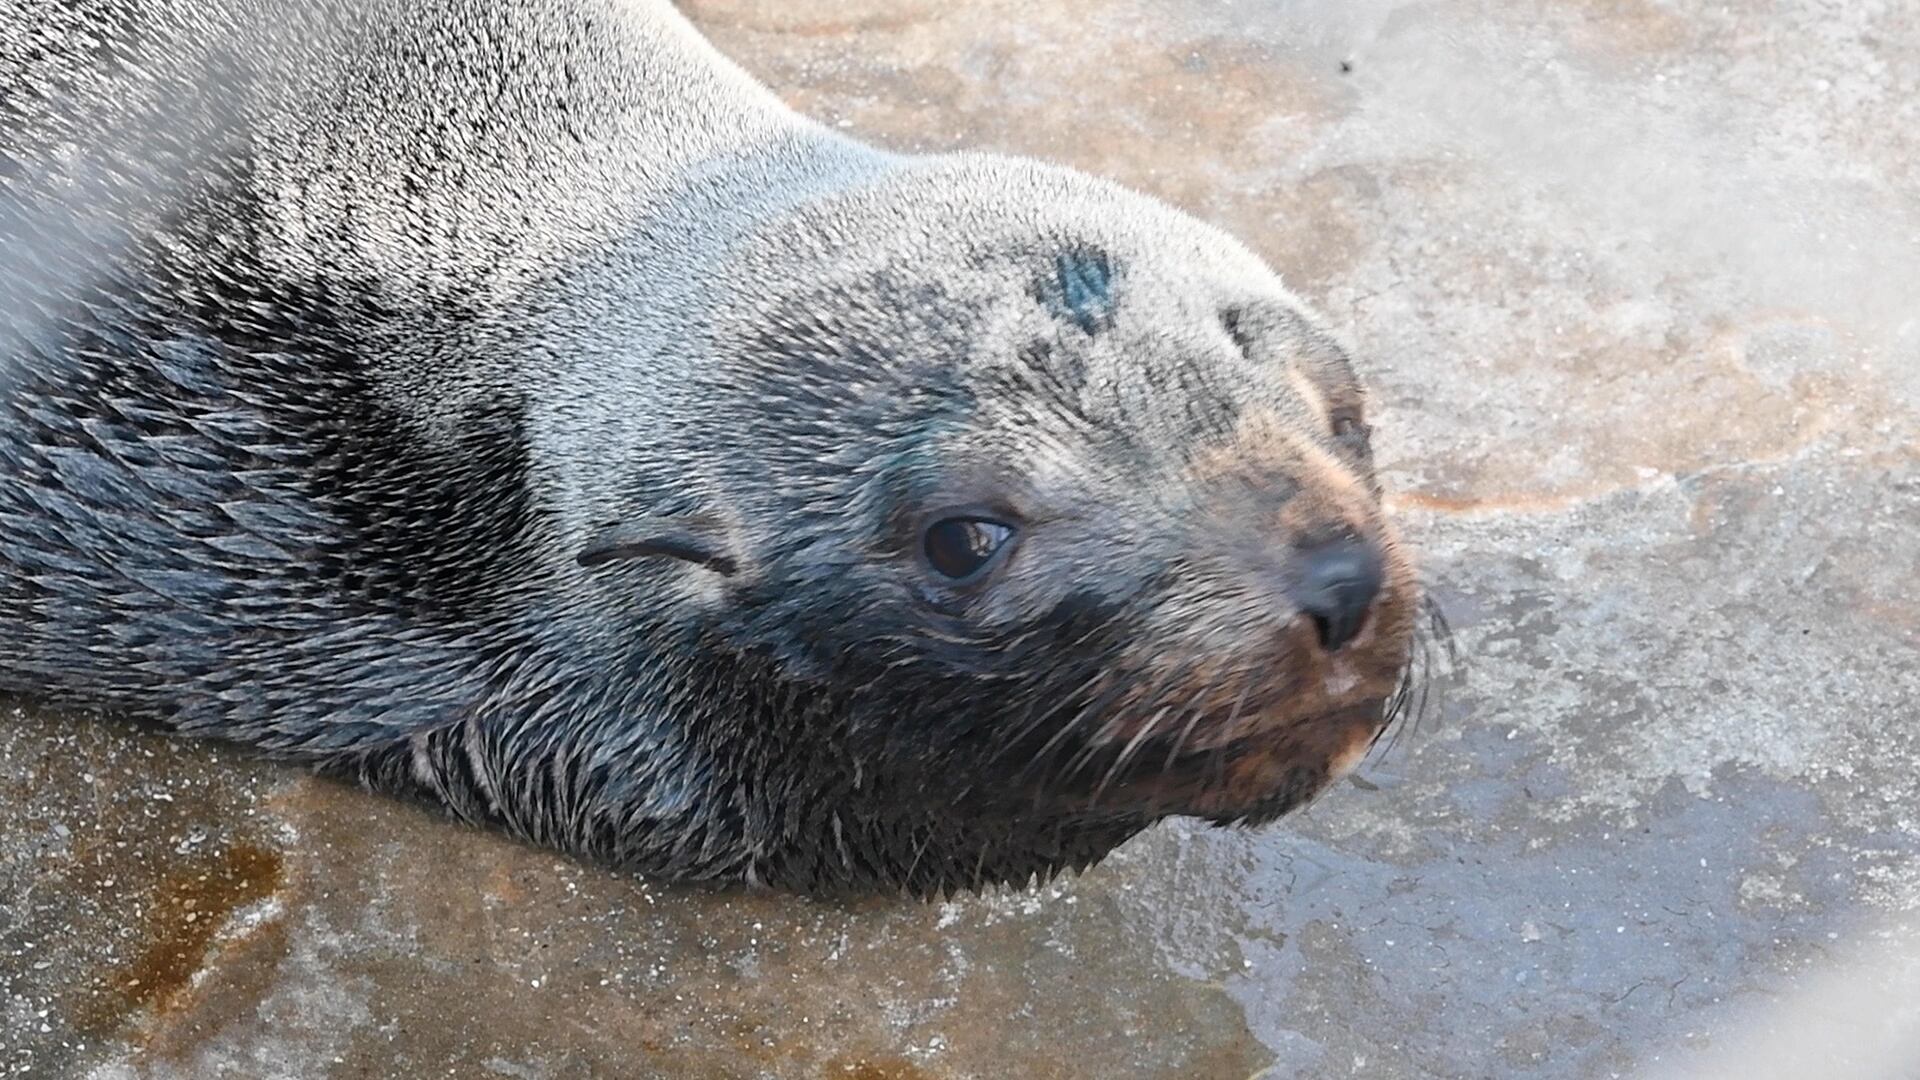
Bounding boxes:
[1037,248,1117,336]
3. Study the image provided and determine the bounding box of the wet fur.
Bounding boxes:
[0,0,1432,894]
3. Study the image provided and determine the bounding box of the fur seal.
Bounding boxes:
[0,0,1435,893]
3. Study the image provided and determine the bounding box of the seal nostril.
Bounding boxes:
[1290,537,1385,653]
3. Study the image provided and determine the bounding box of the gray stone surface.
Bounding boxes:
[3,1,1917,1077]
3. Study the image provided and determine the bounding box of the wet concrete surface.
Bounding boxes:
[4,0,1918,1076]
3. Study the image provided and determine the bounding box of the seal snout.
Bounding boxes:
[1288,534,1386,653]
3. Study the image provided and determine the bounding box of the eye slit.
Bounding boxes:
[923,517,1015,582]
[1330,408,1369,443]
[1221,307,1256,357]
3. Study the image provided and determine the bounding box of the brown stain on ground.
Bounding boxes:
[828,1056,935,1080]
[680,0,944,37]
[690,0,1383,295]
[1386,311,1883,515]
[91,774,1269,1078]
[691,1,1341,236]
[1555,0,1698,56]
[75,842,284,1038]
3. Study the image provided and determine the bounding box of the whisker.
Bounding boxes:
[1060,689,1159,788]
[1090,706,1172,804]
[993,664,1110,766]
[986,614,1126,770]
[1021,681,1138,805]
[1023,676,1128,770]
[1370,589,1459,765]
[1163,673,1245,774]
[1061,668,1190,797]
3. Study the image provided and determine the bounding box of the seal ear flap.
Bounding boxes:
[576,515,740,576]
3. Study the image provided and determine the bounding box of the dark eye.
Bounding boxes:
[923,518,1015,582]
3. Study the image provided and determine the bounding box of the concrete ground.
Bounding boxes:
[4,0,1918,1077]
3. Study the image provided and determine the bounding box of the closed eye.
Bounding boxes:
[1221,307,1256,357]
[1330,408,1369,445]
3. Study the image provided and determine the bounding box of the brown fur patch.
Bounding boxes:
[1072,405,1419,816]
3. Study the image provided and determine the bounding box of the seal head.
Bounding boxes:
[568,156,1427,888]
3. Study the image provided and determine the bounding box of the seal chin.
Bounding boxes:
[1325,713,1380,781]
[1064,701,1388,823]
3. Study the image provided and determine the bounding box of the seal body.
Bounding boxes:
[0,0,1427,893]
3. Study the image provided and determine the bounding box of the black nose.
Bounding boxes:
[1290,537,1384,652]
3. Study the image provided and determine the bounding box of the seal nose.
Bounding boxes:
[1289,536,1384,653]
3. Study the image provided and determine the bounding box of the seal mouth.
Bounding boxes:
[1045,591,1456,824]
[1051,701,1389,822]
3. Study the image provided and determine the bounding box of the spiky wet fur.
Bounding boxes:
[0,0,1438,895]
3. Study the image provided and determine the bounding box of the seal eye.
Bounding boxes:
[923,518,1014,582]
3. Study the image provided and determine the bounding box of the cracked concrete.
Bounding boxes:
[3,0,1917,1077]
